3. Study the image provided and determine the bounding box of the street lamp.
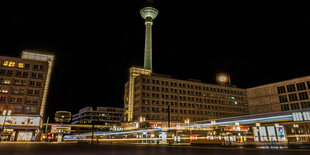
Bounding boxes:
[1,110,11,141]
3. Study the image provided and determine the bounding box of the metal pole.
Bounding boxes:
[91,116,94,144]
[167,104,170,145]
[168,104,170,128]
[45,117,49,141]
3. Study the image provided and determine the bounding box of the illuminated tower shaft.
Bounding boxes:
[140,7,158,71]
[144,20,153,70]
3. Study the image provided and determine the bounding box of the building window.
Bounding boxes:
[3,79,11,85]
[39,65,44,70]
[296,82,307,91]
[279,95,288,103]
[288,93,298,101]
[23,72,28,78]
[0,96,6,102]
[0,69,6,75]
[286,84,296,92]
[298,92,309,100]
[15,71,22,77]
[277,86,286,94]
[18,63,24,68]
[7,70,13,76]
[301,101,310,109]
[24,107,30,112]
[25,64,30,69]
[14,106,22,113]
[290,103,300,110]
[8,61,15,67]
[3,61,9,66]
[31,107,37,113]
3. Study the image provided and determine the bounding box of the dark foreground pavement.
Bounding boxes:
[0,143,310,155]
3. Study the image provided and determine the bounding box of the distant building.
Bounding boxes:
[72,107,123,126]
[0,51,54,141]
[123,67,249,123]
[247,76,310,114]
[55,111,71,123]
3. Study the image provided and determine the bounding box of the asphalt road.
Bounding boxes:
[0,143,310,155]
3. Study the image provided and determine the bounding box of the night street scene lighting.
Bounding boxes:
[1,0,310,155]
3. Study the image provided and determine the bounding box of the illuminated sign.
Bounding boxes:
[150,122,162,129]
[51,124,71,134]
[293,111,310,121]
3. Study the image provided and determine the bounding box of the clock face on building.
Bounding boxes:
[219,76,227,82]
[217,74,228,84]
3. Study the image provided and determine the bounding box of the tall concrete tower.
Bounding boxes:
[140,6,158,71]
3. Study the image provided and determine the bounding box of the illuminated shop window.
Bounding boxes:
[8,61,15,67]
[18,63,24,68]
[3,61,8,66]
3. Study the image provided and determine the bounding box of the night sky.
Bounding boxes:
[1,1,309,122]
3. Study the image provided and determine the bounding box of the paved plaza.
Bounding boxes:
[0,143,310,155]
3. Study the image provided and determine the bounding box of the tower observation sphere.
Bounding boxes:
[140,7,158,71]
[140,7,158,21]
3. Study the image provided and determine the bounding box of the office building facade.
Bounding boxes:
[72,107,123,126]
[123,67,249,123]
[247,76,310,114]
[0,51,54,141]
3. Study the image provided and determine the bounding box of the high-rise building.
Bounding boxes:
[123,71,249,123]
[247,76,310,114]
[0,51,54,141]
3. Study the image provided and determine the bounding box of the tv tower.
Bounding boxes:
[140,5,158,71]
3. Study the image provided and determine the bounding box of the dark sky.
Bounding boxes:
[1,0,309,121]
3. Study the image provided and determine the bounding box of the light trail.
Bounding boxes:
[67,114,293,138]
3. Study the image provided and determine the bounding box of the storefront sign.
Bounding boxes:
[51,124,71,134]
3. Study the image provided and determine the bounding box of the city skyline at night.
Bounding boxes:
[1,0,309,121]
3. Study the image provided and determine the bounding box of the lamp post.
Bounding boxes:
[167,104,171,145]
[1,110,11,141]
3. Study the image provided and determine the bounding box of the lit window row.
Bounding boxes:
[2,61,24,68]
[2,61,45,70]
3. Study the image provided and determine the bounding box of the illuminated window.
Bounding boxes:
[1,88,8,93]
[18,63,24,68]
[4,80,11,85]
[30,107,37,113]
[24,107,32,112]
[8,61,15,67]
[3,61,8,66]
[14,107,22,113]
